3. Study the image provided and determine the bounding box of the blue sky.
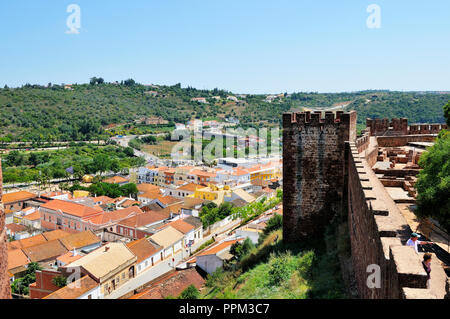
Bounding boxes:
[0,0,449,93]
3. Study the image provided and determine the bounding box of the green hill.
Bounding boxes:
[0,80,448,143]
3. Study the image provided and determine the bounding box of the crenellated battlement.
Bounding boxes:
[283,110,355,127]
[347,142,449,299]
[283,110,448,299]
[366,117,447,136]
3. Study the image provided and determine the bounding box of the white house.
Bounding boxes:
[196,238,243,274]
[149,226,184,259]
[126,238,163,275]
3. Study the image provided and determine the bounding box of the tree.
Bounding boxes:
[415,102,450,233]
[6,150,24,166]
[92,154,111,175]
[230,238,254,261]
[263,214,282,235]
[11,262,42,296]
[444,100,450,126]
[415,130,450,233]
[124,79,136,86]
[120,183,139,198]
[52,276,67,288]
[178,285,200,299]
[110,159,121,173]
[124,147,135,157]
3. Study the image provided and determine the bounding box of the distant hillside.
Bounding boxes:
[0,81,448,142]
[345,91,449,125]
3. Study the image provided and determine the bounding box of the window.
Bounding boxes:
[88,294,92,299]
[122,273,125,279]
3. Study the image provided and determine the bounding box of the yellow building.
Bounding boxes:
[247,164,280,182]
[73,190,90,198]
[191,184,232,206]
[63,242,137,298]
[82,175,94,183]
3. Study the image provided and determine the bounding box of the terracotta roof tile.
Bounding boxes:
[56,251,83,265]
[58,231,101,251]
[129,268,204,299]
[120,199,141,207]
[85,206,143,225]
[42,230,70,241]
[22,240,68,262]
[118,211,169,228]
[155,195,183,206]
[40,199,102,218]
[6,224,27,233]
[8,249,30,270]
[149,226,184,248]
[163,219,195,234]
[103,176,129,184]
[22,210,41,221]
[197,239,243,257]
[44,275,98,299]
[14,234,48,249]
[3,191,37,204]
[126,238,162,263]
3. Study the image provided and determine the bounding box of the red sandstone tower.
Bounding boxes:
[282,111,357,242]
[0,161,11,299]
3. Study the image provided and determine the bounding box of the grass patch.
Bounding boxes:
[201,224,347,299]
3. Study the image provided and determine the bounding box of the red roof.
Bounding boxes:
[85,206,143,225]
[159,219,194,234]
[129,268,205,299]
[118,211,169,228]
[40,199,102,218]
[126,238,162,263]
[155,196,182,206]
[197,239,243,257]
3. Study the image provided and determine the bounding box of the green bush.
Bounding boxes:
[179,285,200,299]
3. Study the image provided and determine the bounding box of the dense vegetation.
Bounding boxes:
[1,144,145,184]
[10,262,42,296]
[198,191,282,229]
[416,102,450,233]
[1,80,448,143]
[202,228,345,299]
[346,91,449,126]
[68,182,139,199]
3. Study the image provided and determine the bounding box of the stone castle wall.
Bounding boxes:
[282,110,356,242]
[347,143,438,298]
[0,161,11,299]
[283,112,448,298]
[366,118,447,137]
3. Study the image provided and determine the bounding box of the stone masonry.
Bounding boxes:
[283,112,449,298]
[0,161,11,299]
[282,110,356,242]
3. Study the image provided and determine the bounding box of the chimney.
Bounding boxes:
[104,246,110,252]
[72,248,77,257]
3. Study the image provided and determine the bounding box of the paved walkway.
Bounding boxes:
[361,139,448,298]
